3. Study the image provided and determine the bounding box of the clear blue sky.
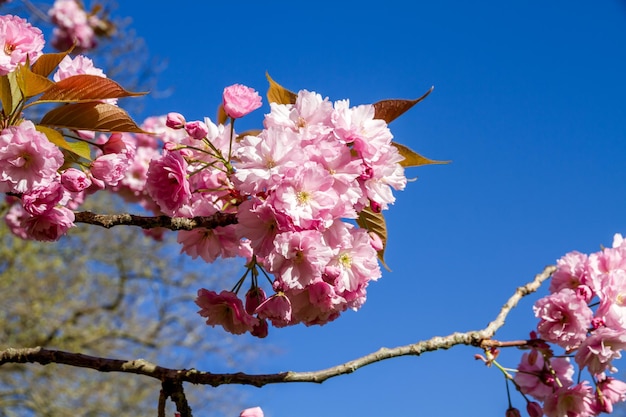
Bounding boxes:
[44,1,626,416]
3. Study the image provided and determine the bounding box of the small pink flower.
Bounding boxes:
[533,288,593,351]
[514,350,573,401]
[245,286,267,315]
[145,151,191,215]
[596,376,626,413]
[195,289,258,335]
[0,121,64,193]
[61,168,91,192]
[239,406,264,417]
[256,293,292,327]
[575,327,626,375]
[166,112,186,129]
[22,182,65,215]
[90,153,130,187]
[0,15,44,76]
[22,206,75,241]
[185,120,209,140]
[223,84,262,119]
[543,382,595,417]
[53,55,105,81]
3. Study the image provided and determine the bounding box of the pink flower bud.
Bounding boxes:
[222,84,262,119]
[245,287,267,315]
[526,402,543,417]
[61,168,91,192]
[185,120,209,140]
[240,406,264,417]
[166,112,186,129]
[368,231,384,251]
[251,319,268,338]
[505,407,521,417]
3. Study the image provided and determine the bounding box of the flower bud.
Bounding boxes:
[245,287,267,315]
[505,407,521,417]
[185,120,209,140]
[166,112,186,129]
[526,402,543,417]
[223,84,262,119]
[61,168,91,192]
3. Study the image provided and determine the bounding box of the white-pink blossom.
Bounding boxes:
[0,14,44,76]
[0,121,64,193]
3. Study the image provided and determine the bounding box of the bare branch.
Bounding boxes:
[0,265,556,388]
[74,211,238,231]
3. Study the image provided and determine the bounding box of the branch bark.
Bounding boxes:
[74,211,238,231]
[0,265,556,387]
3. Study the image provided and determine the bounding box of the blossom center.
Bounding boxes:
[297,191,311,205]
[339,253,352,269]
[4,42,15,56]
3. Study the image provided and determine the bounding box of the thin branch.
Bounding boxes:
[73,211,238,231]
[0,265,556,387]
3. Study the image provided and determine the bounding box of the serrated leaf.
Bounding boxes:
[37,75,146,103]
[393,142,450,167]
[217,103,228,125]
[356,207,391,271]
[1,72,23,115]
[31,49,72,78]
[266,72,297,105]
[40,102,148,133]
[35,125,92,161]
[16,65,54,98]
[373,86,434,124]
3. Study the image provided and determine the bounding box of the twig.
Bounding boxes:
[0,265,556,387]
[74,211,238,231]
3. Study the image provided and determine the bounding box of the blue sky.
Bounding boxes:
[26,1,626,416]
[120,1,626,416]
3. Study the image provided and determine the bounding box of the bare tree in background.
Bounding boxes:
[0,192,254,416]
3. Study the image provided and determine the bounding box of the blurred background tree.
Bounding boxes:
[0,1,255,415]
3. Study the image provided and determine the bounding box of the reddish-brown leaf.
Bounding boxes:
[356,207,391,271]
[266,72,297,105]
[373,86,434,124]
[38,75,146,103]
[30,49,73,77]
[217,103,228,125]
[393,142,450,167]
[40,102,148,133]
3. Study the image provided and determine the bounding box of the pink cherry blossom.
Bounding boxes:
[195,289,258,335]
[0,14,44,76]
[177,226,241,263]
[184,120,209,140]
[90,153,130,187]
[222,84,262,119]
[145,151,191,215]
[22,206,75,241]
[22,182,66,216]
[268,230,334,290]
[0,121,64,194]
[595,376,626,413]
[166,112,186,129]
[543,382,596,417]
[61,168,91,192]
[514,350,574,401]
[575,327,626,375]
[255,293,292,327]
[53,55,105,81]
[533,288,594,351]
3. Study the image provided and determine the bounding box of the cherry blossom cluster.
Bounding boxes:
[48,0,109,52]
[149,86,406,337]
[511,234,626,417]
[0,13,406,337]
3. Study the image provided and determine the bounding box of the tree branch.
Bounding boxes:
[0,265,556,387]
[73,211,238,231]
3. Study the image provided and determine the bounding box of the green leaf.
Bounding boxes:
[266,72,297,105]
[37,75,146,103]
[356,207,391,271]
[393,142,450,167]
[35,125,92,161]
[373,86,434,124]
[40,102,148,133]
